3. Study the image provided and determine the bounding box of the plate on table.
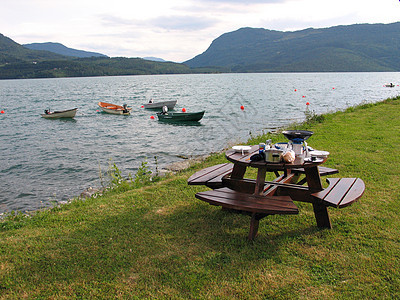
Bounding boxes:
[232,146,252,153]
[309,150,330,158]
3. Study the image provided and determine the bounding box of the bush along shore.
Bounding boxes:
[1,96,399,299]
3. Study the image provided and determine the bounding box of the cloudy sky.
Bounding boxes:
[1,0,400,62]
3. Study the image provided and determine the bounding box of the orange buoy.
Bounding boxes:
[0,110,4,114]
[294,89,297,92]
[306,102,310,105]
[141,105,144,108]
[302,95,306,98]
[240,105,244,110]
[150,115,155,119]
[182,108,186,112]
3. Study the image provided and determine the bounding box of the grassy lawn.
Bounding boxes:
[1,97,399,299]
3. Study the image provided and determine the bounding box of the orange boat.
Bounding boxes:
[98,102,131,115]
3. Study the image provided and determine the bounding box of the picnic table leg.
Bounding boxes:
[312,202,332,228]
[248,213,266,240]
[305,166,332,229]
[255,167,267,195]
[231,163,247,179]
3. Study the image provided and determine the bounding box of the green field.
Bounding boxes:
[1,97,399,299]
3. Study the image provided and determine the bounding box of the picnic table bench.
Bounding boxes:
[312,177,365,208]
[195,187,299,240]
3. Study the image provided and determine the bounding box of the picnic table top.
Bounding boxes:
[225,145,327,170]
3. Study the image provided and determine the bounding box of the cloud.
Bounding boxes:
[99,14,134,27]
[149,15,219,31]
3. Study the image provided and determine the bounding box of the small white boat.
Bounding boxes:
[98,102,131,115]
[142,100,177,110]
[41,108,78,119]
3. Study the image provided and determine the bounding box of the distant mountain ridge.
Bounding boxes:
[184,22,400,72]
[23,42,107,58]
[0,34,196,79]
[2,21,400,79]
[0,33,66,64]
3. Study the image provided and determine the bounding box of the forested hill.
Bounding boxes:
[0,33,66,64]
[0,34,207,79]
[2,21,400,79]
[184,22,400,72]
[23,42,107,58]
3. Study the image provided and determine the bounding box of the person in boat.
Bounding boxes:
[149,98,153,103]
[122,104,128,113]
[161,105,168,115]
[44,109,50,114]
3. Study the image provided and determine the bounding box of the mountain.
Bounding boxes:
[0,33,66,64]
[0,34,203,79]
[23,42,108,58]
[184,22,400,72]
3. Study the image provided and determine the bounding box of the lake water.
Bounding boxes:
[1,72,399,214]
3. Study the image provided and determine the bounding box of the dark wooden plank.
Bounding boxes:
[263,173,296,196]
[195,188,299,214]
[206,169,235,188]
[311,177,365,208]
[187,163,233,185]
[292,166,339,176]
[311,178,341,200]
[222,177,257,194]
[223,173,298,195]
[338,178,365,208]
[226,145,258,164]
[295,166,339,185]
[322,178,356,207]
[318,166,339,176]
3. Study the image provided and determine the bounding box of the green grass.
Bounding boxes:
[1,97,400,299]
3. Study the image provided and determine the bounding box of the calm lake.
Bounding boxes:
[1,72,399,214]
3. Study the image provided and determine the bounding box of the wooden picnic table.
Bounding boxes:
[190,145,365,240]
[224,145,332,228]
